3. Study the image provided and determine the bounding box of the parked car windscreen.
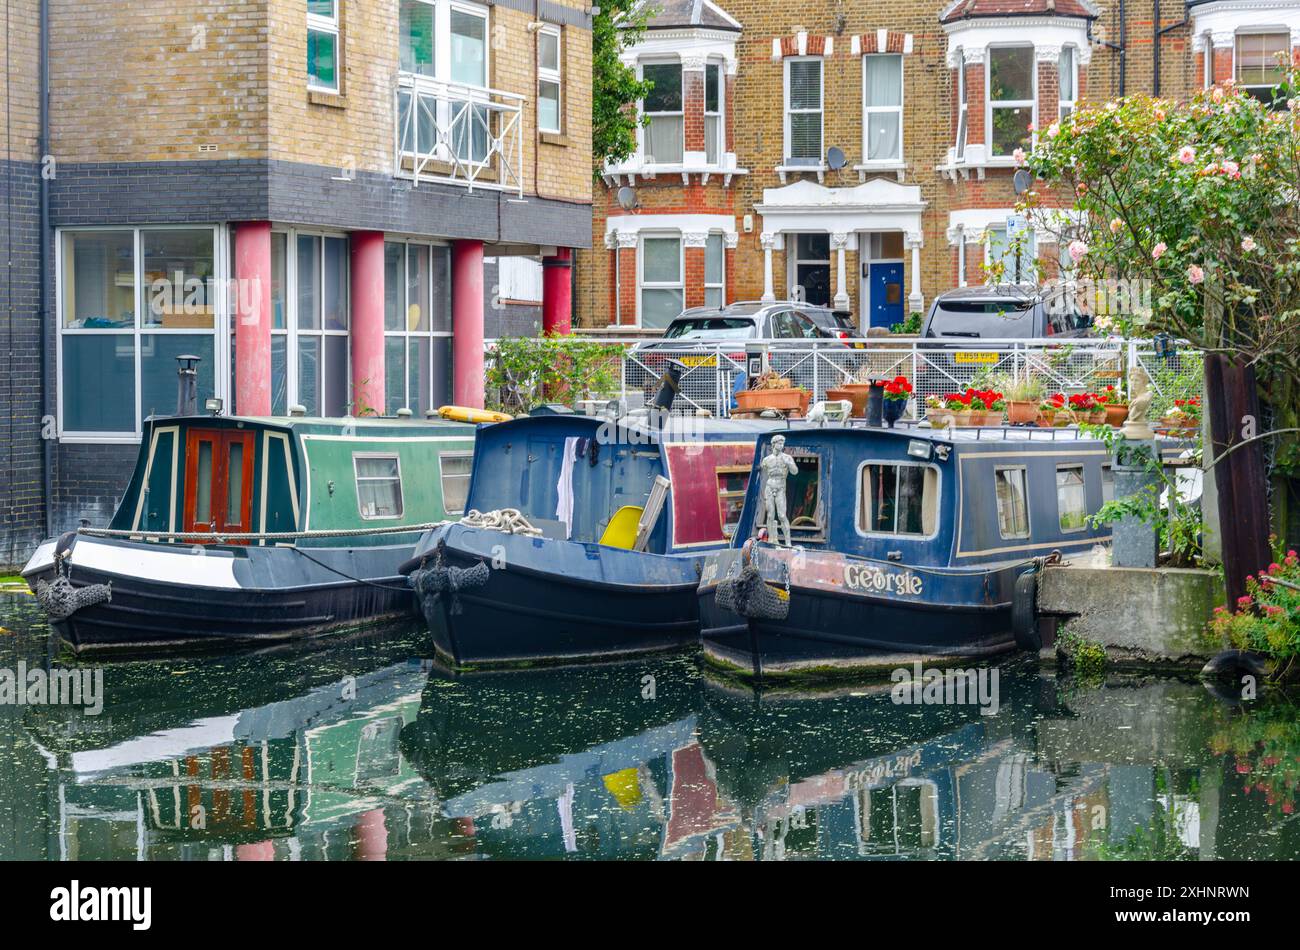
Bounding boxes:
[925,299,1035,338]
[662,317,758,340]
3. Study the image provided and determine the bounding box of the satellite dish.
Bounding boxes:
[826,146,847,171]
[616,185,640,211]
[1013,169,1033,195]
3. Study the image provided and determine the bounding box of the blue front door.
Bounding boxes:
[868,262,905,330]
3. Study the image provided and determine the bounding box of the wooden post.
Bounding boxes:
[1204,353,1273,605]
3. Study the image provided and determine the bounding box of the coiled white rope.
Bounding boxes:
[458,508,544,537]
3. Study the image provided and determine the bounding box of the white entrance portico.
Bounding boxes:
[754,179,927,318]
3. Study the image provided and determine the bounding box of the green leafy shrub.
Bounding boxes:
[486,335,626,415]
[1207,546,1300,673]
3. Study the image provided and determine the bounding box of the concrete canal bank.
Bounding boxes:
[1037,564,1224,669]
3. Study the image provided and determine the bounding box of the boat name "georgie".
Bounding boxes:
[842,563,923,596]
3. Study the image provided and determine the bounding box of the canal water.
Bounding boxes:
[1,592,1297,860]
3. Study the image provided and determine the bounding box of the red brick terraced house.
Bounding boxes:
[576,0,1300,331]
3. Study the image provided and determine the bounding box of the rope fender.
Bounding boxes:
[408,538,490,618]
[34,547,112,621]
[716,542,790,621]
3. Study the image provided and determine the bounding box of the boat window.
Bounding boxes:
[859,462,938,536]
[226,441,245,528]
[1056,464,1087,532]
[354,454,404,519]
[994,466,1030,539]
[195,440,214,524]
[1101,464,1115,504]
[787,451,822,535]
[439,451,473,515]
[716,465,751,539]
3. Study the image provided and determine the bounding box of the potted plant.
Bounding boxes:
[925,394,954,428]
[966,389,989,426]
[827,377,871,417]
[995,375,1044,425]
[1160,397,1201,436]
[984,389,1007,426]
[1068,392,1104,425]
[882,376,912,427]
[1097,383,1128,427]
[735,370,811,416]
[1039,392,1066,427]
[947,392,973,427]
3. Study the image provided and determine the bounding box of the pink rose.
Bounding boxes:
[1067,240,1089,263]
[1176,145,1196,164]
[1187,264,1205,284]
[1241,236,1257,252]
[1222,160,1240,178]
[1152,242,1167,260]
[1012,147,1026,165]
[1109,218,1123,234]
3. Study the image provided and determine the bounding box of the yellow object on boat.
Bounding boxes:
[436,405,513,424]
[602,767,642,811]
[599,506,644,549]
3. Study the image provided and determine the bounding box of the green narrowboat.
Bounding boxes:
[23,414,479,653]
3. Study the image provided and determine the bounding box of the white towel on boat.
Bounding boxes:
[556,436,579,539]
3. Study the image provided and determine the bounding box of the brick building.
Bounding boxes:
[576,0,1299,329]
[0,0,592,567]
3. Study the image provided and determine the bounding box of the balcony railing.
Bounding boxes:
[394,72,525,196]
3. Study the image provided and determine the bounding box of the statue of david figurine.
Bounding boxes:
[760,435,799,547]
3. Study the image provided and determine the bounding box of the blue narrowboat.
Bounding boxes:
[698,425,1117,680]
[401,411,782,667]
[22,414,478,653]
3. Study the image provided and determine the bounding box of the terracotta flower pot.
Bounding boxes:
[926,408,954,428]
[968,410,988,426]
[1104,404,1129,427]
[736,387,809,415]
[826,385,869,418]
[952,410,973,427]
[1088,409,1106,425]
[1036,410,1055,427]
[1053,410,1075,427]
[986,410,1006,427]
[1006,400,1037,425]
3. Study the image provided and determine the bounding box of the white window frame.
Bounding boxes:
[537,24,562,134]
[353,453,405,520]
[638,58,684,165]
[399,0,436,76]
[986,44,1035,157]
[637,232,685,328]
[704,60,724,166]
[787,232,831,305]
[384,239,453,416]
[994,464,1031,540]
[1235,28,1290,101]
[704,232,726,309]
[446,1,489,88]
[784,56,824,164]
[1055,463,1087,534]
[955,49,968,159]
[307,0,341,93]
[861,53,904,165]
[438,450,474,515]
[855,460,941,540]
[983,225,1038,285]
[287,231,351,417]
[55,224,230,443]
[1058,46,1077,120]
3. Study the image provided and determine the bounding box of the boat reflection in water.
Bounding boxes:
[9,600,1300,860]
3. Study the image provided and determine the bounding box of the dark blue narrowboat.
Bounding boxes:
[698,425,1118,680]
[22,414,478,653]
[402,411,784,668]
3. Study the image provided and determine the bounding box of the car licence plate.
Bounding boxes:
[678,355,718,367]
[953,351,999,364]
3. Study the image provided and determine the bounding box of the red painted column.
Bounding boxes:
[452,240,485,409]
[233,222,273,416]
[542,247,572,335]
[349,230,386,416]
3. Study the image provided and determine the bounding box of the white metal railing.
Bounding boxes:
[607,338,1205,418]
[395,72,525,196]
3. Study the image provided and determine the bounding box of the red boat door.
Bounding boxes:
[183,428,256,543]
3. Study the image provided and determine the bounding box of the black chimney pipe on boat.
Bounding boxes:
[175,355,201,416]
[653,359,686,416]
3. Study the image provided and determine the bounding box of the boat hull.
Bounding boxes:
[22,534,418,654]
[406,524,705,668]
[698,546,1024,681]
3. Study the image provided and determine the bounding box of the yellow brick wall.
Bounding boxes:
[48,0,270,161]
[0,0,42,161]
[268,0,591,202]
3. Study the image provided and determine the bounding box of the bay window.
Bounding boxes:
[642,62,684,164]
[384,240,452,417]
[955,53,968,159]
[1058,46,1076,119]
[863,53,903,163]
[59,227,221,438]
[307,0,340,92]
[704,234,725,309]
[785,57,823,164]
[988,46,1034,156]
[640,235,684,329]
[704,62,723,165]
[1236,31,1288,104]
[538,25,562,134]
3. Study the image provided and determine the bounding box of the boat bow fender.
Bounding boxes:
[407,539,491,617]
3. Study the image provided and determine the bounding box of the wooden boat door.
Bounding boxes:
[183,429,256,542]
